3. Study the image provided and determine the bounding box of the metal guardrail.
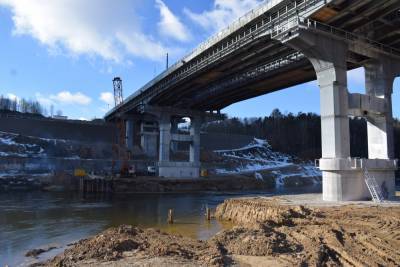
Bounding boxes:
[106,0,330,118]
[272,16,400,57]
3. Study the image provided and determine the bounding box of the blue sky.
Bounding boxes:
[0,0,399,120]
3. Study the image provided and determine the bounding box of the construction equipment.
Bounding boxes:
[74,168,87,177]
[364,167,385,203]
[113,77,123,107]
[111,77,132,177]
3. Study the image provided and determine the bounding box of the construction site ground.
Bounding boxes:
[42,193,400,267]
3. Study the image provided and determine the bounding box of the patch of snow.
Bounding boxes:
[216,161,292,174]
[254,172,263,181]
[214,138,272,153]
[0,136,18,146]
[271,164,322,188]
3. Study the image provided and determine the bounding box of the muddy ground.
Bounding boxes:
[41,196,400,267]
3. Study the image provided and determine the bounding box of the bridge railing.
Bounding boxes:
[272,16,400,57]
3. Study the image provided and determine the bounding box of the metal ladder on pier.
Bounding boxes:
[364,168,384,203]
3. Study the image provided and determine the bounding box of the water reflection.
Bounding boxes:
[0,186,321,266]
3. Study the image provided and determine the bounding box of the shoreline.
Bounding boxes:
[34,193,400,267]
[0,172,322,194]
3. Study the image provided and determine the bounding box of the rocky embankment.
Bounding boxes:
[42,196,400,266]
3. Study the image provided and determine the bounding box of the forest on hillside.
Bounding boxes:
[204,109,400,161]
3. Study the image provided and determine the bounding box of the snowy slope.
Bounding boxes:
[214,138,293,174]
[0,132,48,158]
[213,138,321,186]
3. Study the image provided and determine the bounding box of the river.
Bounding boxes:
[0,186,321,266]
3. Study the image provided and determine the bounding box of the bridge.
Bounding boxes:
[105,0,400,201]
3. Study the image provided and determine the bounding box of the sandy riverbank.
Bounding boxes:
[40,194,400,266]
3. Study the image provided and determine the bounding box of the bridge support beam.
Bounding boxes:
[284,31,353,201]
[158,114,201,178]
[190,116,201,164]
[364,58,399,159]
[281,29,399,201]
[125,119,134,151]
[363,57,400,199]
[159,114,171,163]
[140,121,158,159]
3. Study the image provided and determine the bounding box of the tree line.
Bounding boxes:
[0,95,63,117]
[204,108,400,160]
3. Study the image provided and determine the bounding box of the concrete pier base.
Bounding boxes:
[320,158,397,201]
[158,162,200,178]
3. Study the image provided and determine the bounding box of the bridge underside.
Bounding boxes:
[145,0,400,111]
[106,0,400,201]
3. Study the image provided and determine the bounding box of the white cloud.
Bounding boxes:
[0,0,169,62]
[99,92,114,106]
[184,0,263,33]
[155,0,190,42]
[35,92,55,106]
[49,91,91,105]
[7,93,19,101]
[116,32,167,61]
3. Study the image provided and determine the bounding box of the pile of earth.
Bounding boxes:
[43,225,226,267]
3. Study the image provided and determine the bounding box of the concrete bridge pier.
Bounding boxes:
[125,119,134,151]
[285,31,353,201]
[190,116,201,164]
[283,29,398,201]
[363,58,400,198]
[157,111,202,178]
[140,121,158,158]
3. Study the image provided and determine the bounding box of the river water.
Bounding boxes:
[0,186,321,266]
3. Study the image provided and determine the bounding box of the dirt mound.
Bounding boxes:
[215,198,400,266]
[212,226,301,256]
[215,197,322,226]
[46,225,225,266]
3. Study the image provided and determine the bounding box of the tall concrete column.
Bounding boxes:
[283,30,353,201]
[310,40,351,201]
[190,116,201,164]
[125,119,134,151]
[159,114,171,162]
[170,118,179,152]
[140,121,158,158]
[363,58,399,199]
[365,59,397,159]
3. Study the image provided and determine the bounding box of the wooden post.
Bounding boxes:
[79,177,83,192]
[206,208,211,221]
[167,209,174,224]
